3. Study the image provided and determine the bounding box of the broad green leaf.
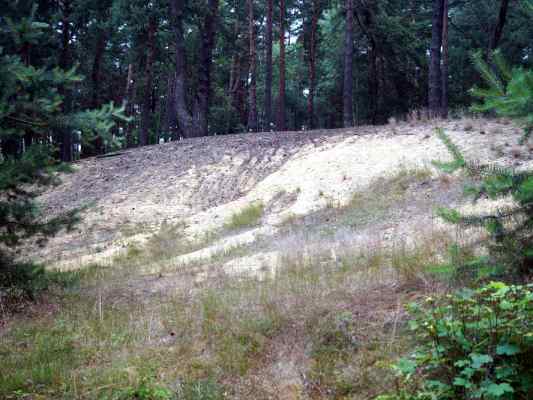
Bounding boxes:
[470,353,493,369]
[496,344,520,356]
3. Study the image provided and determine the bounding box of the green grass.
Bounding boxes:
[224,202,264,230]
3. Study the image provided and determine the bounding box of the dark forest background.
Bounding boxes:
[1,0,532,160]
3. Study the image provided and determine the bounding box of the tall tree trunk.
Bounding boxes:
[368,43,378,124]
[441,0,449,118]
[124,63,136,147]
[354,2,380,124]
[428,0,444,117]
[247,0,258,132]
[195,0,220,136]
[91,30,107,109]
[139,15,157,147]
[170,0,197,138]
[164,72,179,140]
[307,0,320,129]
[343,0,354,128]
[59,0,73,161]
[277,0,287,131]
[490,0,510,51]
[229,53,247,129]
[264,0,274,130]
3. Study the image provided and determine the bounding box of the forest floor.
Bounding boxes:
[2,117,532,399]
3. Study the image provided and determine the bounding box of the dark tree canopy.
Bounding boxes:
[0,0,531,154]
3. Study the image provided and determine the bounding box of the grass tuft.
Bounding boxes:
[224,202,264,230]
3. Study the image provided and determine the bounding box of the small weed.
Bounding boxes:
[107,377,174,400]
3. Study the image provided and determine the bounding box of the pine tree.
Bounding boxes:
[0,10,125,299]
[435,54,533,277]
[470,50,533,143]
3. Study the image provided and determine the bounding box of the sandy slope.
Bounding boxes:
[34,118,530,269]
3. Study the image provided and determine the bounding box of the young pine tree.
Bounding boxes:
[436,52,533,278]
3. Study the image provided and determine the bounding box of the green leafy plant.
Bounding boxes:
[379,282,533,399]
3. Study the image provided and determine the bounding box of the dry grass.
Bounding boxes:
[0,223,460,399]
[1,165,476,399]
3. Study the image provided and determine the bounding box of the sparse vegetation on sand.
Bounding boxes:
[224,202,265,230]
[0,226,457,399]
[2,5,531,396]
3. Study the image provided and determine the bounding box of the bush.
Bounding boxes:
[379,282,533,399]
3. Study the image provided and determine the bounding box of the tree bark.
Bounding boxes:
[343,0,354,128]
[91,30,107,109]
[277,0,287,131]
[170,0,199,138]
[428,0,444,117]
[353,2,381,124]
[368,43,378,124]
[164,72,179,140]
[264,0,274,130]
[441,0,449,118]
[124,63,135,148]
[307,0,320,129]
[139,14,157,147]
[247,0,258,132]
[195,0,220,136]
[59,0,73,161]
[490,0,510,51]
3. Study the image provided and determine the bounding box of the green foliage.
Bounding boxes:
[470,51,533,143]
[380,282,533,400]
[0,9,125,302]
[436,128,533,276]
[110,377,174,400]
[432,128,466,173]
[520,0,533,14]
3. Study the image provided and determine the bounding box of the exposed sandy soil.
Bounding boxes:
[6,118,533,399]
[33,118,531,271]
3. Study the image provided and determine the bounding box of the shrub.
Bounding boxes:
[379,282,533,399]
